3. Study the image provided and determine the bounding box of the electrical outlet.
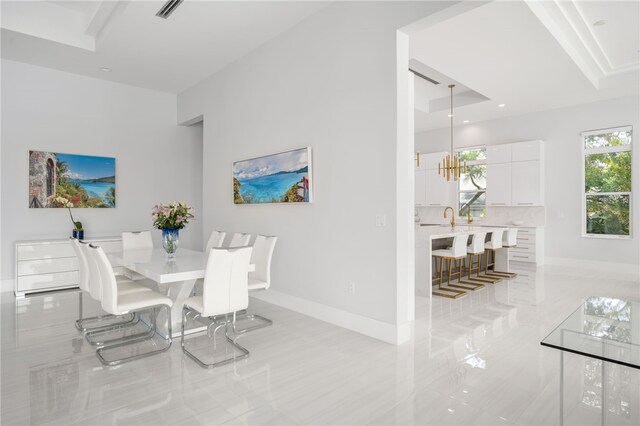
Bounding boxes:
[347,281,356,295]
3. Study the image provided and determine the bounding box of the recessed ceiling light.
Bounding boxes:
[100,67,112,72]
[463,120,469,123]
[498,103,506,108]
[593,20,606,26]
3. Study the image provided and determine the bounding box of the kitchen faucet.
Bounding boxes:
[444,206,455,229]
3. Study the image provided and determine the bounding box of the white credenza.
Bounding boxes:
[508,227,544,264]
[14,237,122,297]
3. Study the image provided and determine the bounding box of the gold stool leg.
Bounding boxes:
[433,256,467,299]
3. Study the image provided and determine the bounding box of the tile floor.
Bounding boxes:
[1,262,639,425]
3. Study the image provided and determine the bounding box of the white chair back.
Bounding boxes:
[486,229,504,250]
[450,234,467,258]
[70,238,90,292]
[201,246,253,317]
[122,231,153,250]
[80,242,103,301]
[250,235,277,289]
[503,228,518,247]
[229,233,251,247]
[205,231,227,251]
[87,245,120,315]
[468,232,487,255]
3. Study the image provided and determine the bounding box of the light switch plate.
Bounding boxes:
[375,214,386,227]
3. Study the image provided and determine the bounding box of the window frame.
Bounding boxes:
[581,126,632,240]
[456,146,487,220]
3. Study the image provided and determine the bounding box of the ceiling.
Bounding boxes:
[1,0,330,93]
[409,0,640,132]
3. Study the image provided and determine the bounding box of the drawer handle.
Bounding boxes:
[491,203,506,206]
[429,204,440,206]
[517,203,534,205]
[513,255,529,259]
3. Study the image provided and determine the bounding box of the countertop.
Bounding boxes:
[415,225,508,241]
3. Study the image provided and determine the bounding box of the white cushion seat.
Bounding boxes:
[117,280,154,295]
[432,248,455,258]
[248,277,268,291]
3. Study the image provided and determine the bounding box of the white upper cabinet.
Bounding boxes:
[486,162,511,206]
[425,168,453,207]
[512,160,543,206]
[512,140,543,162]
[487,144,512,164]
[422,152,447,171]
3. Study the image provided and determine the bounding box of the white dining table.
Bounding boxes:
[107,248,254,338]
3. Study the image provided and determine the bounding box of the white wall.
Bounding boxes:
[1,59,203,283]
[178,1,450,344]
[415,95,640,270]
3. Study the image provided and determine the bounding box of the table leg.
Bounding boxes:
[560,350,564,426]
[152,279,207,339]
[601,361,606,426]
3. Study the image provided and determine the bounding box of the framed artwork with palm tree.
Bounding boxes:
[28,151,116,208]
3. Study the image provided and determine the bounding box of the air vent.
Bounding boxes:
[409,68,440,85]
[156,0,183,19]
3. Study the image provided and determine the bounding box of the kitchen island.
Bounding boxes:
[415,225,510,298]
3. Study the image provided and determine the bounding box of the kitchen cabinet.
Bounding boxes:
[512,160,543,206]
[487,144,512,164]
[425,168,453,207]
[508,227,544,264]
[512,140,543,162]
[486,162,511,206]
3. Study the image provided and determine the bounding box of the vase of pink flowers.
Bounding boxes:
[152,202,194,258]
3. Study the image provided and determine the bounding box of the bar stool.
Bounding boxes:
[432,234,468,299]
[481,229,506,280]
[456,231,488,289]
[489,228,519,278]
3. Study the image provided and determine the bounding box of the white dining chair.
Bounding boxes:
[205,230,227,251]
[85,244,173,366]
[80,243,156,345]
[72,238,147,333]
[122,231,153,250]
[228,232,251,247]
[181,246,253,369]
[122,231,153,280]
[235,235,277,334]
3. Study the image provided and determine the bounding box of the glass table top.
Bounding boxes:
[541,296,640,369]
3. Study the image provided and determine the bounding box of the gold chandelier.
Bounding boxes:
[438,84,466,181]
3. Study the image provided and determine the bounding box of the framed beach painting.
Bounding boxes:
[29,151,116,208]
[233,147,312,204]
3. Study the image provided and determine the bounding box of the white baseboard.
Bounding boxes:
[250,290,411,345]
[545,257,640,281]
[1,279,14,294]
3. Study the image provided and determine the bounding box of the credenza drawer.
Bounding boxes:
[17,242,75,261]
[17,271,79,292]
[17,257,79,276]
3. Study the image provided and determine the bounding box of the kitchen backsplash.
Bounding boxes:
[416,206,546,227]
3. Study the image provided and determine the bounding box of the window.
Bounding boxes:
[457,147,486,218]
[582,126,632,238]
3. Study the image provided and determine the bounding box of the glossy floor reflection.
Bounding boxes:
[1,262,639,425]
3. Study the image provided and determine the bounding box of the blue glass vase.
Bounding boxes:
[161,228,180,258]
